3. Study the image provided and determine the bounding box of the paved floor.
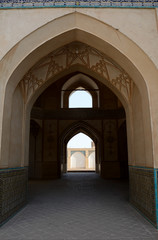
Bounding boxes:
[0,172,158,240]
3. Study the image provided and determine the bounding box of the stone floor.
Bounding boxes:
[0,172,158,240]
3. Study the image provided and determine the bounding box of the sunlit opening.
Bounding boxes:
[67,133,95,171]
[69,87,92,108]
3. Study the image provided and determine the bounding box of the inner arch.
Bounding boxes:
[67,133,95,171]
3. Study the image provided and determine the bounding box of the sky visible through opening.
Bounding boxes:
[68,90,93,148]
[67,133,92,148]
[69,88,92,108]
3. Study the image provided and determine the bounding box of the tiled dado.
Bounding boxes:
[0,168,28,225]
[129,166,158,228]
[0,0,158,8]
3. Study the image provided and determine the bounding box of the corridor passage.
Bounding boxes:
[0,173,158,240]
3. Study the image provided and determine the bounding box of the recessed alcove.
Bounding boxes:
[29,71,128,180]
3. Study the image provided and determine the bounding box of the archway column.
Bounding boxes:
[0,84,9,168]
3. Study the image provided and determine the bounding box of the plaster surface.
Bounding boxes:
[0,8,158,69]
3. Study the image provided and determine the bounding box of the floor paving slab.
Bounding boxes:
[0,172,158,239]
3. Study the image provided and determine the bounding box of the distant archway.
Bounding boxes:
[60,121,101,174]
[67,132,95,171]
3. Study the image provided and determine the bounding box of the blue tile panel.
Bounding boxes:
[154,168,158,228]
[0,167,28,225]
[129,166,158,228]
[0,0,158,8]
[71,150,86,156]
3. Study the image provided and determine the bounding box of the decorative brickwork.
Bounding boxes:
[20,42,133,104]
[0,0,158,8]
[0,168,28,225]
[129,166,157,227]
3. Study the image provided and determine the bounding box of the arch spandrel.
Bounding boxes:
[19,42,133,105]
[61,73,98,90]
[61,121,101,144]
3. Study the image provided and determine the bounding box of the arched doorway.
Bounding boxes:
[60,121,101,175]
[67,133,96,171]
[0,13,158,228]
[28,57,128,180]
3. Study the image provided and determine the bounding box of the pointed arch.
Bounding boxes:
[59,121,102,174]
[61,73,99,108]
[1,12,157,169]
[0,11,158,227]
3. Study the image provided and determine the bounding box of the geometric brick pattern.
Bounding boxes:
[129,166,157,227]
[0,0,158,8]
[0,172,158,239]
[20,42,133,104]
[0,168,28,225]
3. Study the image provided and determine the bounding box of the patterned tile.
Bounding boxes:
[129,166,156,226]
[0,168,28,225]
[0,0,158,8]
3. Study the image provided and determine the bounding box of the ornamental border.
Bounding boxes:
[0,0,158,9]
